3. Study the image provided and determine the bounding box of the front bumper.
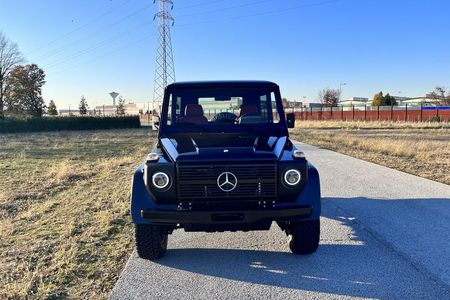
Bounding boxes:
[141,206,312,224]
[131,162,321,225]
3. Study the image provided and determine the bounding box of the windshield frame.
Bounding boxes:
[158,83,288,137]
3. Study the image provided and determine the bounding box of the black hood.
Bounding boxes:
[159,133,287,163]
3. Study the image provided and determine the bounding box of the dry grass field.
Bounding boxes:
[1,122,448,299]
[290,121,450,185]
[0,129,154,299]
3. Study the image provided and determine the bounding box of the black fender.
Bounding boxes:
[130,165,177,224]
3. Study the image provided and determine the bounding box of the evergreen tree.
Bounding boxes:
[384,93,397,106]
[79,96,88,115]
[116,97,125,115]
[47,100,58,115]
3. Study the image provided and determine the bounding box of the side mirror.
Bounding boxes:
[152,115,160,130]
[286,113,295,128]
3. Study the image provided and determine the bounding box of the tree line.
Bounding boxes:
[0,32,129,120]
[316,87,450,107]
[77,95,126,116]
[0,32,50,120]
[3,31,449,119]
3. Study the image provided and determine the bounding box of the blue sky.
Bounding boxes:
[1,0,449,108]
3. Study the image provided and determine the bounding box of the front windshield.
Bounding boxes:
[163,87,282,127]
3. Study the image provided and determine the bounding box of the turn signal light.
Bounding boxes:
[292,150,305,159]
[146,153,159,162]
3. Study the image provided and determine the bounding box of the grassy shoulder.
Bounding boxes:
[0,129,154,299]
[290,121,450,185]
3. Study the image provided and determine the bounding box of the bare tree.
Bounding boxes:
[428,86,450,106]
[318,87,341,107]
[0,32,24,120]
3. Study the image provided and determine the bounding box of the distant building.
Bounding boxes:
[308,103,323,109]
[199,98,243,112]
[397,97,442,106]
[59,102,146,116]
[301,94,446,110]
[58,109,95,116]
[393,96,410,101]
[338,96,441,107]
[339,97,369,107]
[94,103,144,115]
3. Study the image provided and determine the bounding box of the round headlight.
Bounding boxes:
[284,169,301,186]
[152,172,170,189]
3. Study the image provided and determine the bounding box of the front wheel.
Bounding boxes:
[288,219,320,255]
[135,224,168,260]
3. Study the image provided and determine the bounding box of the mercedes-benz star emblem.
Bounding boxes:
[217,172,238,192]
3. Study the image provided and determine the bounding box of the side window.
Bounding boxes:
[166,94,172,125]
[166,95,182,125]
[271,92,280,123]
[260,94,268,119]
[175,97,181,121]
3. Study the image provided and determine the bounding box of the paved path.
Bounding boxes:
[111,143,450,299]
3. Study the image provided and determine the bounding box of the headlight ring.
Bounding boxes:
[284,169,301,186]
[152,172,170,189]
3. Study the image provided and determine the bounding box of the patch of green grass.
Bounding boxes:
[0,116,140,133]
[0,128,155,299]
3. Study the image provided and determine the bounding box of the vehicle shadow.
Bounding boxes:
[157,245,379,298]
[151,198,450,298]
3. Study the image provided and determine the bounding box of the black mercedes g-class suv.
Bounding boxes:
[130,81,321,260]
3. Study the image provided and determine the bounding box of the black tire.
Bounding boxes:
[288,219,320,255]
[135,224,168,260]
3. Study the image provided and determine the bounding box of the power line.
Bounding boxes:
[27,0,133,55]
[45,0,345,76]
[46,33,155,77]
[43,20,153,70]
[33,3,153,62]
[39,0,263,67]
[177,0,343,27]
[175,0,276,19]
[176,0,229,10]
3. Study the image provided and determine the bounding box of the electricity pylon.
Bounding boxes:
[152,0,175,113]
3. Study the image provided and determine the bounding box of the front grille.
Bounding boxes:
[177,163,277,201]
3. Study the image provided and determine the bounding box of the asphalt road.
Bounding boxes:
[110,143,450,299]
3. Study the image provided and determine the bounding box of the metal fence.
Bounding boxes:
[138,105,450,126]
[291,105,450,122]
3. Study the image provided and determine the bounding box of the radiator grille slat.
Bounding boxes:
[177,164,277,201]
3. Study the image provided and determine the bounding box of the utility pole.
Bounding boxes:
[339,83,347,99]
[153,0,175,114]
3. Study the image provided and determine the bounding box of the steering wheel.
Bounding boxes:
[236,113,263,124]
[211,112,238,123]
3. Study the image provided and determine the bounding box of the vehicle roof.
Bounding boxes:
[166,80,279,89]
